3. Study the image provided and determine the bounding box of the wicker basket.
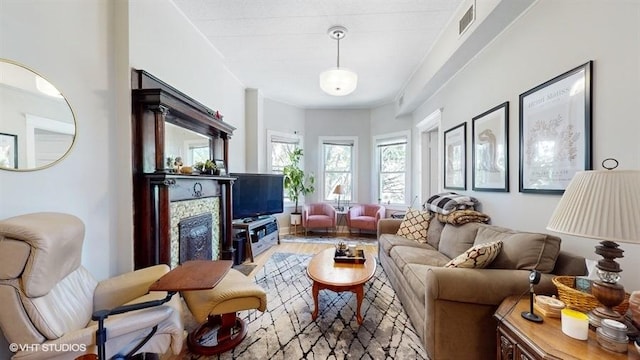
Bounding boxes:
[552,276,630,314]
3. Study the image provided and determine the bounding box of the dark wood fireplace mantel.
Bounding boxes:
[131,69,236,269]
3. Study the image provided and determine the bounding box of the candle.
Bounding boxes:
[561,308,589,340]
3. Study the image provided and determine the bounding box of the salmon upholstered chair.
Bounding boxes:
[0,212,183,360]
[302,203,337,236]
[346,204,386,234]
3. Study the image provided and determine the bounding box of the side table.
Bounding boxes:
[494,295,639,360]
[336,210,348,234]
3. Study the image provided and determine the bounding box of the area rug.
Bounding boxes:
[280,233,378,245]
[184,252,427,359]
[232,263,257,276]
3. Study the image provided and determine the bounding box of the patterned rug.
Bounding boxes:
[280,233,378,245]
[184,252,427,359]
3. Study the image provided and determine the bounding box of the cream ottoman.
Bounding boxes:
[182,268,267,355]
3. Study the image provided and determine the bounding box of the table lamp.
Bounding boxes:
[547,165,640,326]
[332,184,346,211]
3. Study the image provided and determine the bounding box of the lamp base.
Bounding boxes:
[588,280,626,327]
[521,311,543,323]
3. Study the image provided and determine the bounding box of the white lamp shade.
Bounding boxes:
[332,184,346,195]
[319,67,357,96]
[546,170,640,244]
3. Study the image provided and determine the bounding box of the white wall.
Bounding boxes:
[129,0,246,174]
[412,0,640,290]
[0,0,119,279]
[0,0,247,279]
[304,109,372,204]
[260,98,306,229]
[0,1,119,355]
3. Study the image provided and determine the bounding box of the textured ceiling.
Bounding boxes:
[172,0,464,109]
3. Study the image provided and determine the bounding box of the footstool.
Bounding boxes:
[182,268,267,355]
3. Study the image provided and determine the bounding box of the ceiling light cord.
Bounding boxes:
[336,33,341,69]
[319,25,357,96]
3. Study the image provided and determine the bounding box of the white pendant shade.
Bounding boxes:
[546,170,640,243]
[319,67,358,96]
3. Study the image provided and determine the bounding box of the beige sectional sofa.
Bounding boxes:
[377,217,587,360]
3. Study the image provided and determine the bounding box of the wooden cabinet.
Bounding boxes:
[232,216,279,262]
[131,69,236,269]
[495,296,639,360]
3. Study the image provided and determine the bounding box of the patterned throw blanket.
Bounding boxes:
[436,209,490,225]
[423,192,479,215]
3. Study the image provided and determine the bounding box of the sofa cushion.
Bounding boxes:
[437,222,483,260]
[403,263,430,305]
[474,226,561,273]
[426,216,444,250]
[379,234,434,257]
[444,240,502,269]
[396,209,430,243]
[390,246,450,271]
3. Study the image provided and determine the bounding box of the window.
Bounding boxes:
[320,137,357,203]
[267,130,302,203]
[267,130,302,174]
[375,131,410,206]
[183,139,209,166]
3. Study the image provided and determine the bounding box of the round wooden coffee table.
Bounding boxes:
[307,247,376,325]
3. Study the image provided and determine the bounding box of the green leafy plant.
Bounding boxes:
[194,159,217,173]
[283,148,315,214]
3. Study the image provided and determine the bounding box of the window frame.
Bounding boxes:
[318,136,358,204]
[373,130,411,207]
[267,130,303,206]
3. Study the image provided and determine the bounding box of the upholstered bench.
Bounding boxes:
[182,268,267,355]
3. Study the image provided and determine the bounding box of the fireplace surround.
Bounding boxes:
[131,69,235,269]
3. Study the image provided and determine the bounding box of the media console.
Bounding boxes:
[232,216,279,262]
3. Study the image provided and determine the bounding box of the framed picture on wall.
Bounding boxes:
[444,122,467,190]
[0,133,18,169]
[472,102,509,192]
[519,61,592,194]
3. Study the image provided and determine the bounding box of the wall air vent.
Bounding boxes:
[459,3,475,36]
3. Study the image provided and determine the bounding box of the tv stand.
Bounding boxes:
[232,216,279,262]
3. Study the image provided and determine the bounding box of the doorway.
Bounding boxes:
[416,109,441,206]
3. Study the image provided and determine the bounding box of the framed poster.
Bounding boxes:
[519,61,592,194]
[215,159,226,176]
[0,133,18,169]
[444,122,467,190]
[472,102,509,192]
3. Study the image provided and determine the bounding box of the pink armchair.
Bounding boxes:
[346,204,386,234]
[302,203,337,236]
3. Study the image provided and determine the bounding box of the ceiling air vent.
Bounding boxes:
[459,3,475,36]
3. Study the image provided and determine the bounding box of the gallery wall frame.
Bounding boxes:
[0,132,18,169]
[472,102,509,192]
[444,122,467,190]
[519,61,593,194]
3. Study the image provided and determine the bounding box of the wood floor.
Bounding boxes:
[160,239,379,359]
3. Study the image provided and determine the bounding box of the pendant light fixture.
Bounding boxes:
[319,26,358,96]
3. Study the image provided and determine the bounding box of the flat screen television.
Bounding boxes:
[231,173,284,221]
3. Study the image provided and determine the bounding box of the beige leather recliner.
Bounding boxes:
[0,212,184,360]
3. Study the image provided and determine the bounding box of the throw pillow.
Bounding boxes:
[473,226,561,273]
[396,208,431,243]
[444,240,503,269]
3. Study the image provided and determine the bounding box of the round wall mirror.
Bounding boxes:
[0,59,76,171]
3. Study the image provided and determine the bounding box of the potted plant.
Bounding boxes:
[195,159,217,175]
[283,148,315,225]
